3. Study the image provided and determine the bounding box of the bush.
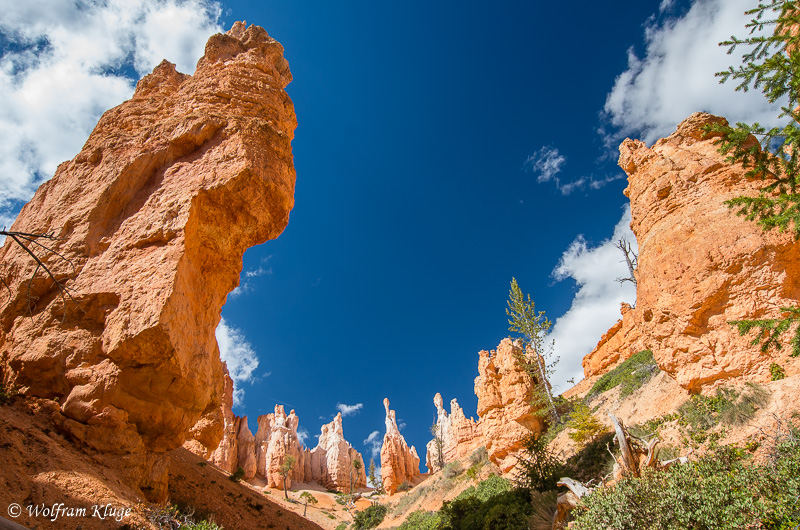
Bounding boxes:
[396,510,443,530]
[442,460,464,479]
[469,446,488,466]
[513,435,564,492]
[147,503,222,529]
[0,380,18,405]
[442,476,530,530]
[563,432,616,484]
[677,383,770,444]
[770,362,786,380]
[586,350,658,401]
[571,425,800,529]
[229,467,245,483]
[352,503,387,530]
[334,524,348,530]
[396,481,412,492]
[566,403,606,446]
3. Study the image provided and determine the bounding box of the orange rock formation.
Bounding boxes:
[0,22,296,499]
[304,413,367,492]
[474,338,545,473]
[380,398,421,494]
[584,112,800,390]
[583,303,643,377]
[425,393,484,473]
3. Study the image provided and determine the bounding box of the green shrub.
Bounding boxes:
[351,503,387,529]
[229,467,245,483]
[562,432,616,484]
[0,380,18,405]
[677,383,770,444]
[442,476,530,530]
[396,510,443,530]
[442,460,464,479]
[466,464,479,481]
[334,524,348,530]
[513,435,564,492]
[396,481,412,492]
[586,350,658,401]
[571,426,800,529]
[566,403,606,446]
[469,446,488,466]
[770,362,786,380]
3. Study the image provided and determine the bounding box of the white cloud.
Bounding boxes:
[0,0,222,221]
[364,430,382,460]
[216,317,260,408]
[525,146,624,195]
[659,0,675,13]
[603,0,784,145]
[336,403,364,417]
[245,266,273,278]
[297,428,309,447]
[547,206,637,393]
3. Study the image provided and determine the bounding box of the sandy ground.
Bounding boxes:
[0,396,322,530]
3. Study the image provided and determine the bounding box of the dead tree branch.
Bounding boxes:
[614,237,638,287]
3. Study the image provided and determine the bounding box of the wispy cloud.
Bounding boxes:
[363,430,382,460]
[525,147,623,195]
[603,0,783,146]
[0,0,222,224]
[230,258,275,298]
[336,403,364,417]
[547,206,637,393]
[297,428,309,447]
[216,317,260,408]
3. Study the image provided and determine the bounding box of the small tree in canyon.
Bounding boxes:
[506,277,561,425]
[280,455,296,500]
[707,0,800,357]
[430,421,445,471]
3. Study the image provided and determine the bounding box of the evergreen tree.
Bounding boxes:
[708,0,800,357]
[280,455,296,500]
[506,277,560,424]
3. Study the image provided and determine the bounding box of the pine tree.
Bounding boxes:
[707,0,800,357]
[506,278,560,424]
[280,455,296,500]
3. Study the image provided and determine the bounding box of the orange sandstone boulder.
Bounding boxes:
[475,338,545,473]
[0,22,296,499]
[380,398,421,494]
[586,112,800,390]
[255,406,306,489]
[583,303,644,377]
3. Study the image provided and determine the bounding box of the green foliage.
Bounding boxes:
[334,524,348,530]
[513,435,564,492]
[707,1,800,354]
[770,361,787,380]
[730,306,800,358]
[352,503,387,530]
[396,510,444,530]
[586,350,658,401]
[368,458,383,493]
[441,476,530,530]
[184,521,224,530]
[566,403,606,446]
[335,493,357,506]
[469,447,488,466]
[678,383,769,438]
[396,481,412,492]
[506,277,560,424]
[229,467,245,483]
[571,424,800,529]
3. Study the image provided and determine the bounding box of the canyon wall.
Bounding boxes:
[584,112,800,390]
[425,393,484,473]
[0,22,296,499]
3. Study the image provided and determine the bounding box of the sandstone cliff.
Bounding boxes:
[0,22,296,499]
[380,398,421,494]
[474,338,545,473]
[584,112,800,390]
[425,393,484,473]
[583,303,643,377]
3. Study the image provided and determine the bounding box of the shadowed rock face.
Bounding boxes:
[585,112,800,390]
[0,21,296,499]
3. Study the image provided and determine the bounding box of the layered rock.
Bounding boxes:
[586,112,800,391]
[380,398,421,494]
[425,393,484,473]
[0,22,296,499]
[304,413,366,492]
[255,406,306,488]
[583,303,644,377]
[474,338,545,473]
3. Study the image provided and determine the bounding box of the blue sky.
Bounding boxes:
[0,0,783,471]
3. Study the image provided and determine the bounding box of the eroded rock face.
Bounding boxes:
[475,338,545,473]
[380,398,420,494]
[305,413,367,492]
[255,406,306,489]
[583,303,644,377]
[0,22,296,499]
[425,393,484,473]
[589,112,800,391]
